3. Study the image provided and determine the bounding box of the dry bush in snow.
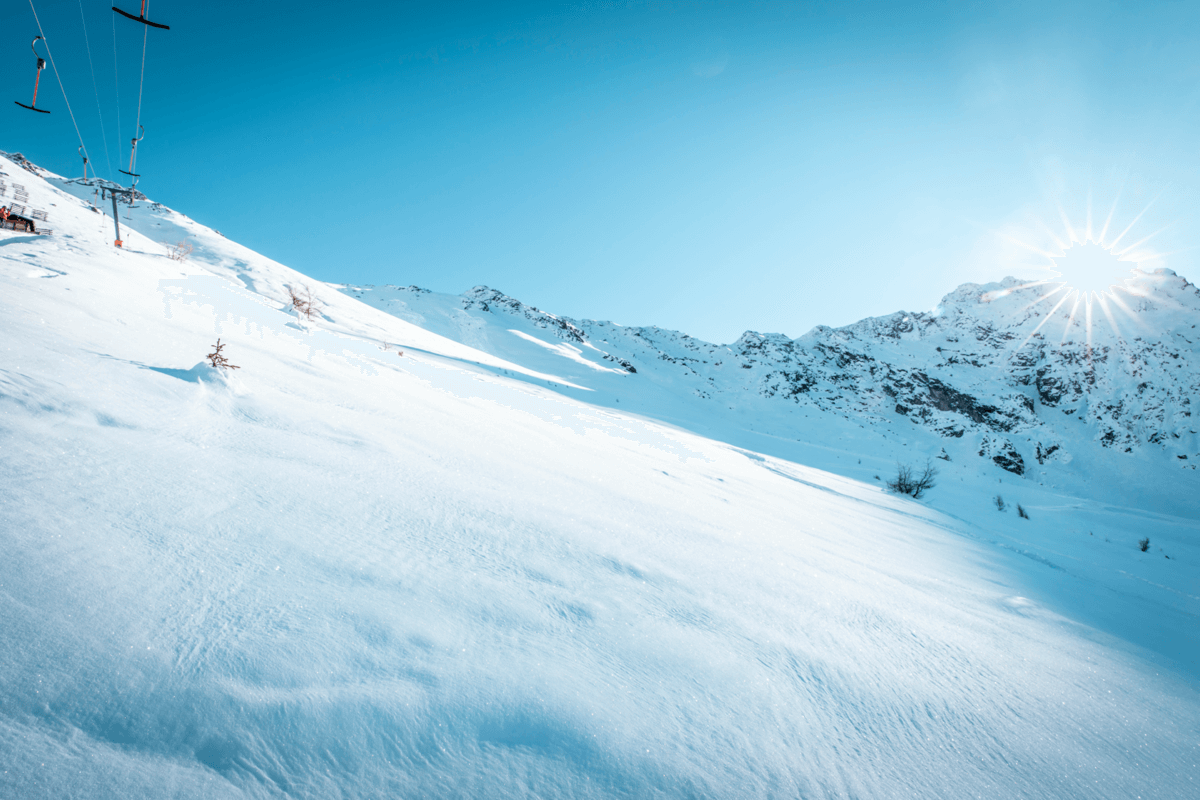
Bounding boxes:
[163,240,194,262]
[886,460,938,499]
[206,339,240,370]
[288,284,322,321]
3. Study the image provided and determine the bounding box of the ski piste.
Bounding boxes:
[1,150,1198,799]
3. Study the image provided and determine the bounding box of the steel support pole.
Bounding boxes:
[110,191,122,246]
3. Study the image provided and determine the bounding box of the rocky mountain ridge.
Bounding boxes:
[348,271,1199,477]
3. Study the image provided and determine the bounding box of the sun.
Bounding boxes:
[1048,241,1136,301]
[984,193,1187,354]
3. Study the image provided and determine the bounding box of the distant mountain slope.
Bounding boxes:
[344,274,1200,487]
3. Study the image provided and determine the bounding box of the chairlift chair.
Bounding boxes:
[14,37,51,114]
[113,2,170,30]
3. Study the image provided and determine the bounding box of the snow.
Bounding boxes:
[2,152,1198,798]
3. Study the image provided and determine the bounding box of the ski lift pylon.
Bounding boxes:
[14,37,51,114]
[120,125,145,179]
[79,146,90,180]
[113,1,170,30]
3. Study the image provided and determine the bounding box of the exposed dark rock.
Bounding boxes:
[602,354,637,373]
[992,448,1025,475]
[1035,443,1061,464]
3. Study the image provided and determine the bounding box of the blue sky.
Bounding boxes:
[5,1,1199,342]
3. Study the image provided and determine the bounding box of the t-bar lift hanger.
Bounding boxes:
[14,37,51,114]
[112,1,170,30]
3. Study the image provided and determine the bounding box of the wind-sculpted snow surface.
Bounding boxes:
[3,153,1200,799]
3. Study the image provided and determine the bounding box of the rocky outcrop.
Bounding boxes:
[462,286,588,344]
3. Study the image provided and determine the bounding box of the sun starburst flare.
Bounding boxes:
[982,198,1187,357]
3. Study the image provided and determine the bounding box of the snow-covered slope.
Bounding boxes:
[2,152,1198,799]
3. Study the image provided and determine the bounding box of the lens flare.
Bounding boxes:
[1048,241,1136,300]
[988,194,1185,361]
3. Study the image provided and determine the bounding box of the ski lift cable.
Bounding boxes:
[112,11,124,176]
[131,22,147,175]
[76,0,115,179]
[26,0,92,168]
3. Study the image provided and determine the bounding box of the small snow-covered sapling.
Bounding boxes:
[206,339,240,370]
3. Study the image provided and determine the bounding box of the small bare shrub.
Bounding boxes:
[1016,503,1029,519]
[1138,537,1150,552]
[886,459,938,499]
[288,284,322,321]
[206,338,240,370]
[163,240,194,262]
[994,495,1006,512]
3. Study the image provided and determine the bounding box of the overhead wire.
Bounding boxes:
[76,0,114,179]
[112,9,124,176]
[131,20,148,176]
[26,0,92,172]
